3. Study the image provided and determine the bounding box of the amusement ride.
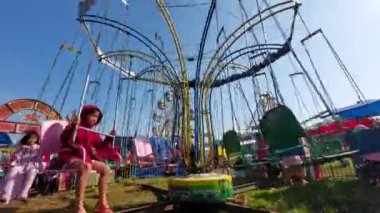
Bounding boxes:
[0,0,377,204]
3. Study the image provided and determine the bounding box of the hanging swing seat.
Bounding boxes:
[259,105,306,157]
[126,136,156,167]
[222,130,242,165]
[39,120,80,191]
[124,136,181,178]
[363,152,380,162]
[40,120,117,191]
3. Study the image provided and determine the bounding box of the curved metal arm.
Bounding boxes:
[79,15,180,84]
[203,1,298,84]
[211,42,291,88]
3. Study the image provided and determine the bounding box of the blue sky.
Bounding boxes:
[0,0,379,137]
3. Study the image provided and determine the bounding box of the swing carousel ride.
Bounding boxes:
[0,0,376,204]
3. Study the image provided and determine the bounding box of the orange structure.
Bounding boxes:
[0,99,61,134]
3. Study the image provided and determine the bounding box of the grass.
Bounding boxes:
[0,178,169,213]
[243,179,380,213]
[2,174,380,212]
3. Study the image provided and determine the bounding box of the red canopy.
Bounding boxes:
[307,118,374,136]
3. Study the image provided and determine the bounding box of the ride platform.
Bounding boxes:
[168,173,233,202]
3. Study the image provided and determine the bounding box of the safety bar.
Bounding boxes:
[77,126,116,138]
[78,145,86,162]
[289,72,304,77]
[300,28,322,44]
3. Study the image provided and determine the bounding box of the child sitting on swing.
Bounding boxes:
[0,130,45,204]
[59,104,115,213]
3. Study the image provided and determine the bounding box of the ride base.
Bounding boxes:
[168,173,233,202]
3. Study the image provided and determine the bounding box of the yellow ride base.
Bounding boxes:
[168,173,234,202]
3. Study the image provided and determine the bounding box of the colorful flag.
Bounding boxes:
[78,0,96,17]
[62,44,81,54]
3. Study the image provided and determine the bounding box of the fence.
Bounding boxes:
[30,161,185,193]
[231,155,357,189]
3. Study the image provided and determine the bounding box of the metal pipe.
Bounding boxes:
[73,74,91,161]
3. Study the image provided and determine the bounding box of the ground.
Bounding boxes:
[0,179,168,213]
[243,179,380,213]
[1,178,380,212]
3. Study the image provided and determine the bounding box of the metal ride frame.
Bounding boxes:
[79,0,302,171]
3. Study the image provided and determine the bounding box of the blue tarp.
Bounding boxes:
[321,99,380,120]
[149,137,171,161]
[0,133,12,147]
